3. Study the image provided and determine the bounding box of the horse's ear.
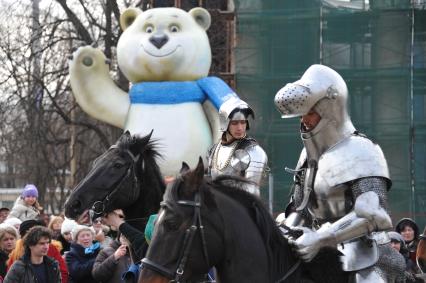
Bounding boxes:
[192,157,205,190]
[180,162,190,174]
[194,157,204,179]
[137,130,153,148]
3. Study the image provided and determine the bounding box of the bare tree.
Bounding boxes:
[0,0,120,213]
[0,0,233,213]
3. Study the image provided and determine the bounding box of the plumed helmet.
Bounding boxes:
[219,97,254,132]
[21,184,38,198]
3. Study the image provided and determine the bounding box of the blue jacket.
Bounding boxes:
[65,242,100,283]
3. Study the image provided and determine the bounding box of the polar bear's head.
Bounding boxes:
[117,7,211,82]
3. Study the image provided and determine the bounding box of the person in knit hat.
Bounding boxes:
[3,217,22,232]
[66,224,100,283]
[7,184,42,222]
[58,218,77,255]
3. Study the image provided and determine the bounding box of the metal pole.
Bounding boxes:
[409,4,416,220]
[268,173,274,214]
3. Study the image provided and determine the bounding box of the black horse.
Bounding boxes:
[64,131,165,233]
[140,159,347,283]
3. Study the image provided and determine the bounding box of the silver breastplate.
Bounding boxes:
[210,141,242,178]
[208,139,268,196]
[308,173,350,222]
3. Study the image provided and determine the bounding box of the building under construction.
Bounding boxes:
[233,0,426,228]
[142,0,425,228]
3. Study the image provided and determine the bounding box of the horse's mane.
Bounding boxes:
[208,175,297,282]
[116,133,165,227]
[116,134,163,176]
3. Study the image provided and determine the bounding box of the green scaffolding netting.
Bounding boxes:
[234,0,426,229]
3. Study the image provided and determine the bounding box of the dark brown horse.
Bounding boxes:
[64,131,165,233]
[139,159,346,283]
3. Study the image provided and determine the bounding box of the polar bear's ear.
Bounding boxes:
[120,8,142,31]
[189,7,211,31]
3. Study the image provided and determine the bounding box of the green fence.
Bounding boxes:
[234,0,426,229]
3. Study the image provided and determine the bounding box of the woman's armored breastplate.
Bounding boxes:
[210,141,242,178]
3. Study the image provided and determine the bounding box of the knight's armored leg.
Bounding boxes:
[351,244,406,283]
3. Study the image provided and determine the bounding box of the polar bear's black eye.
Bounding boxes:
[169,25,180,33]
[145,25,154,33]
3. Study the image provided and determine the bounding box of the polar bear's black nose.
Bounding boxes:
[149,34,169,49]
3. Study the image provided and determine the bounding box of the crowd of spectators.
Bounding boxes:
[1,183,426,282]
[0,184,140,283]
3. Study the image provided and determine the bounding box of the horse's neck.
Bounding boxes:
[213,192,271,282]
[213,190,299,283]
[124,163,165,232]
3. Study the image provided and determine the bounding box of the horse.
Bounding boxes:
[64,130,165,235]
[139,158,347,283]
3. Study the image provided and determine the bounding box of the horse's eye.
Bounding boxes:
[163,216,181,231]
[114,162,125,169]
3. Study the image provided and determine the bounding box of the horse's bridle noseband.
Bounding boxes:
[142,180,211,283]
[90,145,140,219]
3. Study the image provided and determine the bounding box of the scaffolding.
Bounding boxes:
[235,0,426,228]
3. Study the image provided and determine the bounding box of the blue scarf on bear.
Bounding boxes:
[129,76,238,110]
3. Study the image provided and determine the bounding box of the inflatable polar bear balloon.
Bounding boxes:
[69,7,245,177]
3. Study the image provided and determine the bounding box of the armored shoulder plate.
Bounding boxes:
[317,135,390,188]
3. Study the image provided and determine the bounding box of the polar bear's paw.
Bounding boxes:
[69,46,110,72]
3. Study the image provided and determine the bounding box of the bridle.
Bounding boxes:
[89,144,140,220]
[142,179,211,283]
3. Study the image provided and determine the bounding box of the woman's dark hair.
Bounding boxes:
[22,226,52,248]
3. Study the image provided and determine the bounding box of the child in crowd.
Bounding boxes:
[7,184,42,222]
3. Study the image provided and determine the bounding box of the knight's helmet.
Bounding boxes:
[274,64,355,160]
[219,97,254,132]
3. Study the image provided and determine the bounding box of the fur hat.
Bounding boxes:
[61,218,77,235]
[71,224,95,242]
[3,217,22,227]
[21,184,38,198]
[19,219,44,238]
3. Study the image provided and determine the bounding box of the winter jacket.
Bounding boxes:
[92,240,131,283]
[7,198,39,222]
[119,222,149,262]
[0,249,8,279]
[4,252,61,283]
[57,234,71,255]
[65,242,100,283]
[7,240,68,283]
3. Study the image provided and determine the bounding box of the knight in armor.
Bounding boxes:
[274,64,406,282]
[207,99,268,196]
